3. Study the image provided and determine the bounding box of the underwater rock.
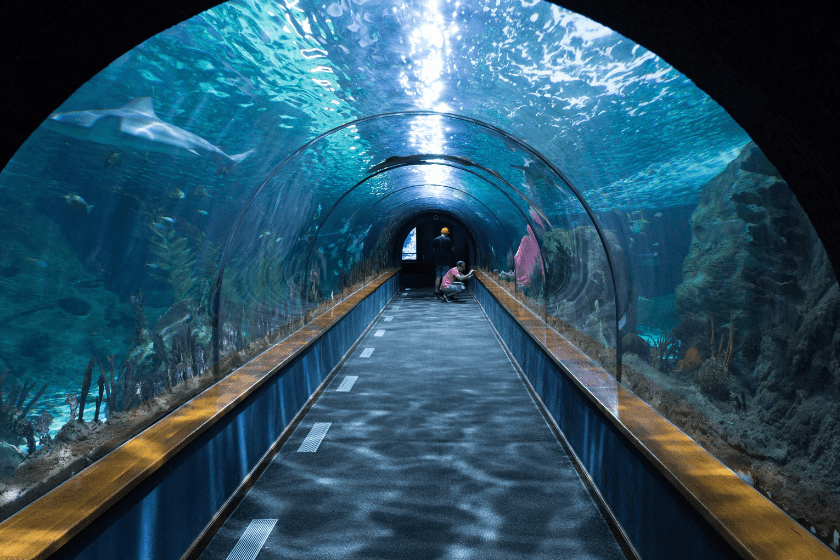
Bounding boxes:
[548,225,630,347]
[739,147,783,178]
[679,141,840,502]
[622,333,651,363]
[676,142,831,333]
[0,205,132,394]
[0,442,24,481]
[54,419,91,443]
[697,356,730,399]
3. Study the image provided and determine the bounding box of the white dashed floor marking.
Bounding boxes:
[360,347,375,358]
[384,316,394,322]
[297,423,331,452]
[336,376,358,392]
[226,519,277,560]
[374,329,385,337]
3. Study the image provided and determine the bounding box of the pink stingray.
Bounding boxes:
[515,225,545,287]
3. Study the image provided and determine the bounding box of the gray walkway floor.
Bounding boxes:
[199,287,626,560]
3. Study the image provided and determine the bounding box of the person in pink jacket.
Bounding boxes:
[439,261,475,302]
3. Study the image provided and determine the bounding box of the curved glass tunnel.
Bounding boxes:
[0,0,838,551]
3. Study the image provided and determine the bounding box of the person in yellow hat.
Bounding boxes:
[432,227,454,298]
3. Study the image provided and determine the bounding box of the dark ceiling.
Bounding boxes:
[2,0,838,275]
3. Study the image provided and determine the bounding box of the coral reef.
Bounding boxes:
[697,357,729,399]
[676,348,702,374]
[669,142,840,545]
[0,371,47,453]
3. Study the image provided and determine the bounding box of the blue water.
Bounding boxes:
[0,0,748,447]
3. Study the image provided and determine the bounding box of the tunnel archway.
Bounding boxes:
[1,0,839,551]
[2,0,837,277]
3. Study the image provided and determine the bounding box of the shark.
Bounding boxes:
[43,97,254,165]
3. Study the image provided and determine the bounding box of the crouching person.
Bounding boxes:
[440,261,475,302]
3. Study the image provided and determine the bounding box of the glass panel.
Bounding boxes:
[401,229,417,261]
[1,0,836,549]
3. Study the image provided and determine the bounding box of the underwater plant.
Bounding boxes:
[147,223,197,300]
[65,393,78,422]
[77,358,94,422]
[36,412,52,447]
[129,290,149,346]
[698,312,736,399]
[0,371,47,451]
[651,334,680,372]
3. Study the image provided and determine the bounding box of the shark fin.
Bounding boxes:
[122,97,157,116]
[228,148,255,163]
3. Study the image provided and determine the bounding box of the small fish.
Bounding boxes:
[161,216,176,223]
[628,215,649,234]
[25,257,49,267]
[153,222,165,229]
[146,263,160,269]
[193,185,209,196]
[63,194,94,213]
[197,210,209,216]
[652,242,660,247]
[654,212,663,218]
[168,188,185,199]
[275,237,282,243]
[258,230,271,238]
[104,151,124,166]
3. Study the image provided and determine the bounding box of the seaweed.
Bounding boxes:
[147,223,196,300]
[65,393,78,422]
[94,372,105,422]
[651,334,680,372]
[0,370,47,449]
[77,358,94,422]
[36,411,52,447]
[129,290,149,346]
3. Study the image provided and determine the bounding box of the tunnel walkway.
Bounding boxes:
[198,287,627,560]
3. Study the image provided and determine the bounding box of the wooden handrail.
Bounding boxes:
[474,270,836,560]
[0,270,398,560]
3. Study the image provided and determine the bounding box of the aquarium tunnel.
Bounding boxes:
[0,0,839,559]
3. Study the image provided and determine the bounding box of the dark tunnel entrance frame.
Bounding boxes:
[334,185,504,272]
[322,180,520,282]
[213,111,627,382]
[392,210,480,269]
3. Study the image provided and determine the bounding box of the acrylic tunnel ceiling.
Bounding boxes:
[0,0,757,373]
[1,0,750,269]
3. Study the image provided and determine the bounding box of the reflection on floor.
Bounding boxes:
[199,287,626,560]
